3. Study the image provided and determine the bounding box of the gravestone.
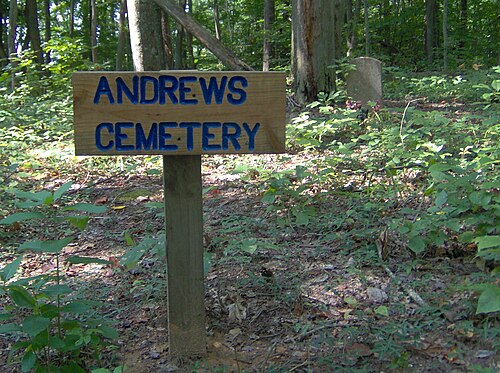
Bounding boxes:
[346,57,383,105]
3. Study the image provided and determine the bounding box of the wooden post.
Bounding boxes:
[163,155,206,356]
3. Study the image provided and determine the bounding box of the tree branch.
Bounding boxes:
[152,0,253,71]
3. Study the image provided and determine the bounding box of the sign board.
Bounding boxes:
[73,71,286,155]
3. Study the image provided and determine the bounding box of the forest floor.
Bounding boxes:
[1,98,498,372]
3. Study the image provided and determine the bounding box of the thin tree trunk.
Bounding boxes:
[153,0,252,70]
[213,0,221,40]
[443,0,448,70]
[116,0,127,70]
[0,8,7,64]
[90,0,98,62]
[186,0,195,68]
[262,0,275,71]
[425,0,437,64]
[161,12,174,68]
[70,0,75,36]
[224,0,233,43]
[8,0,17,59]
[44,0,51,64]
[348,0,361,56]
[363,0,370,56]
[8,0,18,88]
[25,0,44,67]
[175,0,186,68]
[459,0,467,57]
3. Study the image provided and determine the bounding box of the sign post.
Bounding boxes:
[73,71,285,357]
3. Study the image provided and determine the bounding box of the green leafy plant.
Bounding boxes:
[473,66,500,108]
[0,182,119,372]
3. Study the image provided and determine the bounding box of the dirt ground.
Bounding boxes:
[1,151,499,372]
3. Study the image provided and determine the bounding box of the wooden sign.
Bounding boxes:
[73,71,286,155]
[72,70,286,358]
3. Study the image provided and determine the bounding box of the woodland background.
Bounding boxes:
[0,0,499,372]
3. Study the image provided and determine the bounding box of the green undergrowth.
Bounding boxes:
[1,66,499,371]
[245,93,499,315]
[384,66,500,103]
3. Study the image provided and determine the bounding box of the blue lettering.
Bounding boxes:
[136,123,158,150]
[95,123,114,150]
[140,76,159,104]
[202,122,221,151]
[117,76,139,104]
[115,122,135,151]
[159,75,179,104]
[93,77,114,104]
[159,122,178,151]
[199,76,227,104]
[179,76,198,105]
[180,122,201,151]
[227,76,247,105]
[242,122,260,151]
[222,123,241,151]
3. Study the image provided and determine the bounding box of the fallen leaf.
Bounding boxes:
[227,301,247,322]
[374,305,389,316]
[344,296,358,306]
[376,227,389,260]
[95,196,108,204]
[346,342,373,357]
[229,328,241,336]
[108,256,121,268]
[276,346,287,354]
[41,263,56,272]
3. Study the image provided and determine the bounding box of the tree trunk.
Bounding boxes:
[0,7,6,63]
[116,0,127,70]
[43,0,51,64]
[459,0,467,57]
[292,0,346,104]
[8,0,17,59]
[213,0,221,40]
[90,0,98,62]
[443,0,448,70]
[425,0,437,64]
[127,0,166,70]
[161,12,174,68]
[8,0,17,88]
[153,0,252,70]
[347,0,361,56]
[69,0,75,36]
[25,0,44,67]
[262,0,275,71]
[174,0,186,68]
[363,0,370,56]
[186,0,195,68]
[224,0,233,43]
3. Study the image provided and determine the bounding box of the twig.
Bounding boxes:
[284,321,363,343]
[400,99,422,148]
[290,360,309,372]
[260,340,278,371]
[67,170,127,194]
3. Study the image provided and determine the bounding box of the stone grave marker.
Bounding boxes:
[346,57,383,105]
